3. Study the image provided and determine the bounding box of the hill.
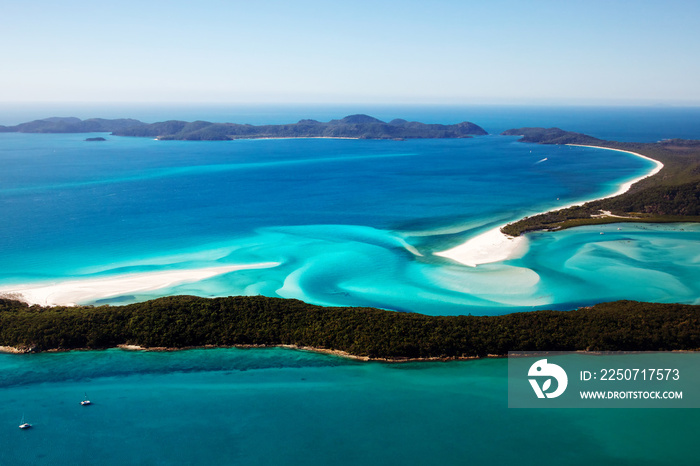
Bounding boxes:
[111,114,488,140]
[0,117,146,133]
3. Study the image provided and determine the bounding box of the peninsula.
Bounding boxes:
[0,115,488,140]
[499,128,700,236]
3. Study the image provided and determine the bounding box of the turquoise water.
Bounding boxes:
[2,125,697,314]
[1,348,697,466]
[1,105,699,464]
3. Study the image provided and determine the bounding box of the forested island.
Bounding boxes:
[500,128,700,236]
[0,115,487,140]
[1,296,698,360]
[0,117,144,133]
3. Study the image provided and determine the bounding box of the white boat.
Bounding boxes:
[80,393,92,406]
[19,415,31,429]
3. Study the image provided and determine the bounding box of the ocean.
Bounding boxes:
[1,349,698,466]
[1,104,699,464]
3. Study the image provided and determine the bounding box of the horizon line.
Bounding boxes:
[2,100,700,108]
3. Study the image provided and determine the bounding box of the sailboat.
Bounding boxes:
[80,393,92,406]
[19,414,31,429]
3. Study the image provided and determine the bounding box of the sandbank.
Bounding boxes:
[0,263,279,307]
[435,145,664,267]
[434,227,527,267]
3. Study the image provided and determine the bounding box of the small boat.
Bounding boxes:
[19,415,31,429]
[80,393,92,406]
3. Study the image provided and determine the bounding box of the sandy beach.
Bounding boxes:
[435,145,664,267]
[0,263,279,307]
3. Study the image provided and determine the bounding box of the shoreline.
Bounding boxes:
[0,342,501,363]
[0,263,279,307]
[155,136,362,141]
[120,343,492,363]
[434,145,665,267]
[236,136,361,140]
[3,342,693,363]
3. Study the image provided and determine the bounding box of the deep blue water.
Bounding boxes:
[1,105,699,464]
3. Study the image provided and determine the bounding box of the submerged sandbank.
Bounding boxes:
[0,263,279,307]
[435,146,664,267]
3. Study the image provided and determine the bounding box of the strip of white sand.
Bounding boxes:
[435,145,664,267]
[0,263,279,307]
[568,145,664,199]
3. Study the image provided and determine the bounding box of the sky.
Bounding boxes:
[2,0,699,105]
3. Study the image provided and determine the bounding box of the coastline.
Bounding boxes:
[155,136,362,141]
[3,342,694,363]
[119,343,491,363]
[434,145,665,267]
[0,263,279,307]
[0,342,499,363]
[237,136,361,140]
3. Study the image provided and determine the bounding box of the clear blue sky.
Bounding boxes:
[2,0,699,105]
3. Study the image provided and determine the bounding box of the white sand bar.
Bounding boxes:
[0,263,279,307]
[434,227,527,267]
[435,145,664,267]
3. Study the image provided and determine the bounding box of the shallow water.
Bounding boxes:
[2,128,694,314]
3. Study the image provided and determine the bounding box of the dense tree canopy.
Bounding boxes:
[1,296,697,359]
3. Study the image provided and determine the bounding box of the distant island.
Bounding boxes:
[0,114,488,140]
[500,128,700,236]
[85,137,106,142]
[0,116,144,134]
